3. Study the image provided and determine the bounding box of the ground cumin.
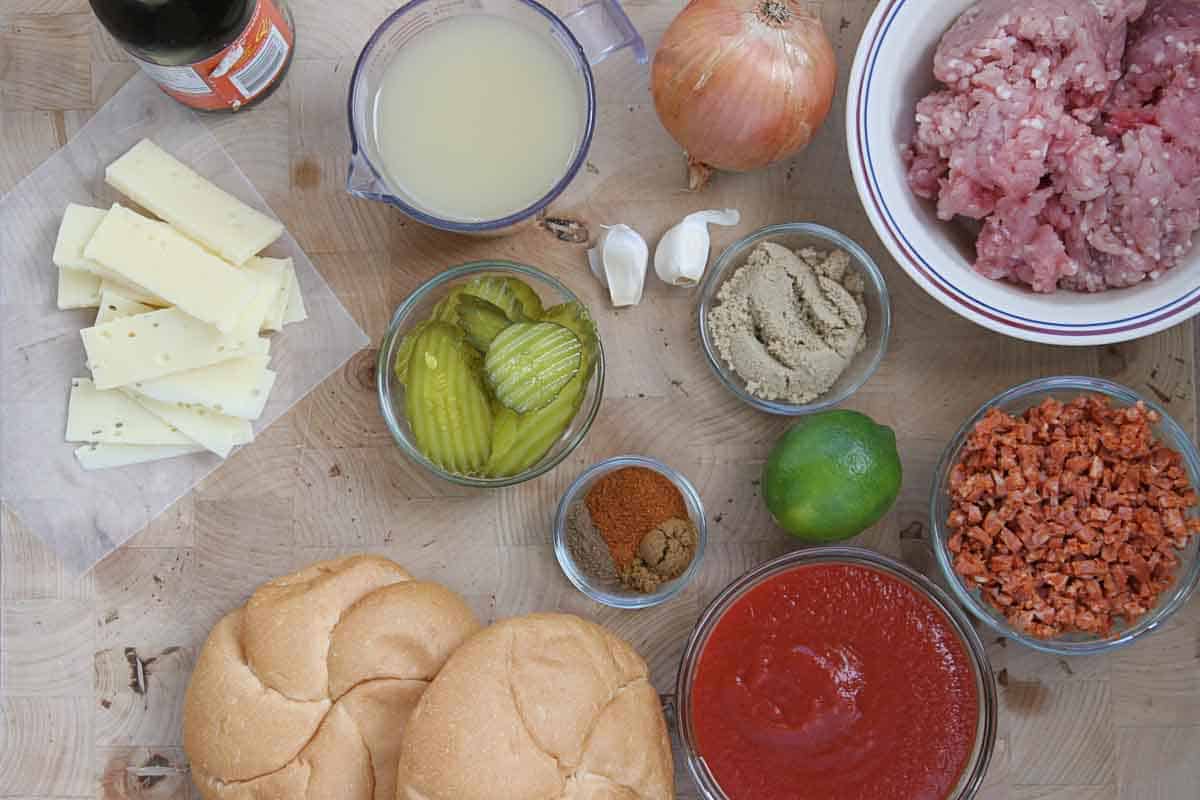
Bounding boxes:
[585,466,688,567]
[565,502,618,584]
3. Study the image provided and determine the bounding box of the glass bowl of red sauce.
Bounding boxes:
[676,546,998,800]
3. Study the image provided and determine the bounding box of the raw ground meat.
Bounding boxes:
[905,0,1200,292]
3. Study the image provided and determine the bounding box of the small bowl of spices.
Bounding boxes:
[698,223,891,415]
[554,455,706,608]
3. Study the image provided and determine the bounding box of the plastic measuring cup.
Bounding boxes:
[346,0,646,234]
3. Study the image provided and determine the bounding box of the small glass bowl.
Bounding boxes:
[553,455,707,609]
[931,376,1200,656]
[377,261,605,488]
[676,546,997,800]
[697,223,891,415]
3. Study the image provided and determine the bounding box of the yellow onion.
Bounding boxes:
[651,0,837,190]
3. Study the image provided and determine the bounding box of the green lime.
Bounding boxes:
[762,410,902,543]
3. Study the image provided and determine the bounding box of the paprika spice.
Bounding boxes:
[585,466,689,568]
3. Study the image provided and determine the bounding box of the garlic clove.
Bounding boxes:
[588,246,607,287]
[654,208,740,287]
[588,224,648,307]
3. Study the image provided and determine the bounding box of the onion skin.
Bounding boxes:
[651,0,837,188]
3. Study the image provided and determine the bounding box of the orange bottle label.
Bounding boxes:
[132,0,293,111]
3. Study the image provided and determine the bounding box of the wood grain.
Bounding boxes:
[1006,681,1115,786]
[2,599,94,696]
[1115,727,1200,800]
[0,14,92,111]
[0,111,68,194]
[1012,788,1117,800]
[1112,611,1200,728]
[0,1,1198,798]
[0,696,93,795]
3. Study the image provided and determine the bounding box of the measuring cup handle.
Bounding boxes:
[562,0,648,66]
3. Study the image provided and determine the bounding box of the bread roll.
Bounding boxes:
[183,555,481,800]
[395,613,674,800]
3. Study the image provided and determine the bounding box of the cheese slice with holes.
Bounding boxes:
[83,205,257,332]
[245,256,292,332]
[128,355,276,421]
[66,378,195,445]
[81,307,268,390]
[57,267,102,310]
[124,392,252,458]
[75,442,205,470]
[52,209,169,305]
[105,139,283,265]
[95,288,154,325]
[53,204,111,276]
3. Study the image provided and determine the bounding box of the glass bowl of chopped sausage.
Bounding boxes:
[931,376,1200,656]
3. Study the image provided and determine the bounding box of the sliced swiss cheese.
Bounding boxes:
[125,392,252,458]
[81,306,268,390]
[230,267,283,342]
[75,442,205,470]
[65,378,195,445]
[245,256,292,332]
[52,207,168,305]
[83,204,257,332]
[128,355,276,421]
[105,139,283,265]
[52,204,112,277]
[57,267,102,310]
[283,262,307,325]
[95,288,154,325]
[98,278,167,308]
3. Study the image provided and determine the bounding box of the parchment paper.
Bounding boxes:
[0,74,369,573]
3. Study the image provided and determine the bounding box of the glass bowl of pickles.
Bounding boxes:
[378,261,605,487]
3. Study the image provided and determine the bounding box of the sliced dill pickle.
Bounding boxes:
[431,289,465,324]
[463,276,544,321]
[404,322,492,475]
[502,279,545,319]
[484,302,601,476]
[541,302,598,375]
[484,368,589,477]
[393,321,432,386]
[487,401,521,467]
[485,322,582,413]
[456,295,513,352]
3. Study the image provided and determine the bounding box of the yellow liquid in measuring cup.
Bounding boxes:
[372,15,588,223]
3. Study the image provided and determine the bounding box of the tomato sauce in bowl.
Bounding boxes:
[678,548,996,800]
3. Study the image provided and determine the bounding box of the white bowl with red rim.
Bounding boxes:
[846,0,1200,345]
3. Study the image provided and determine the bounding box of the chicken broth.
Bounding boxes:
[371,14,588,223]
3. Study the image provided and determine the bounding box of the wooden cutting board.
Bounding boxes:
[1,1,1196,797]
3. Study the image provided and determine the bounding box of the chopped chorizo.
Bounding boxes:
[947,394,1200,638]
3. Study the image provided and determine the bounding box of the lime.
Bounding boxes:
[762,410,902,542]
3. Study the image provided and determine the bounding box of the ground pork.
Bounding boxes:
[905,0,1200,292]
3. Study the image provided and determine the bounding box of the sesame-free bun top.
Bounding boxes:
[182,555,481,800]
[395,613,674,800]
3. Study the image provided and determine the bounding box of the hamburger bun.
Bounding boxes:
[395,613,674,800]
[183,555,481,800]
